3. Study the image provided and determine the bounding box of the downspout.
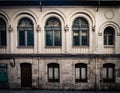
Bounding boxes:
[96,1,100,12]
[40,0,42,12]
[95,56,97,90]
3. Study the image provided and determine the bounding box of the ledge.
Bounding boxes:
[0,53,120,59]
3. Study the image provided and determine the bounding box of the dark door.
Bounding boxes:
[21,63,32,88]
[0,63,9,88]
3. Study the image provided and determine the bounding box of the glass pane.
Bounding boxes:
[46,31,53,46]
[109,35,113,45]
[1,31,6,46]
[73,31,79,46]
[19,31,25,46]
[81,68,86,79]
[82,31,88,45]
[108,68,113,79]
[76,68,80,79]
[48,68,53,79]
[0,18,6,27]
[104,35,107,45]
[103,68,107,79]
[46,17,61,27]
[27,31,34,46]
[18,18,33,27]
[54,31,61,46]
[54,68,59,79]
[73,17,88,28]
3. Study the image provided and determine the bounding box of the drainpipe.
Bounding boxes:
[95,57,97,90]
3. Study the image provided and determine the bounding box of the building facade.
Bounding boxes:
[0,0,120,90]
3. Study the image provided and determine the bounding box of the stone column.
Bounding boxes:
[8,25,13,53]
[64,25,69,53]
[36,25,41,53]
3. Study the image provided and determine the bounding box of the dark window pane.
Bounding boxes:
[109,35,113,45]
[73,31,79,46]
[54,31,61,46]
[46,31,53,46]
[104,35,107,45]
[19,31,25,46]
[82,31,88,45]
[27,31,34,46]
[1,31,6,46]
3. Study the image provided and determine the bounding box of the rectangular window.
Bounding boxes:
[48,64,59,82]
[75,65,87,83]
[103,64,115,83]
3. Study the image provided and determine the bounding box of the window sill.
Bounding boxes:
[72,46,89,48]
[0,46,7,48]
[104,45,114,48]
[45,46,62,48]
[17,46,34,49]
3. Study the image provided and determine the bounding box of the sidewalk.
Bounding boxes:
[0,90,120,93]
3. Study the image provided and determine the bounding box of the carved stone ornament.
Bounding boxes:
[36,25,41,32]
[98,33,102,36]
[8,25,13,32]
[65,25,69,32]
[10,59,15,67]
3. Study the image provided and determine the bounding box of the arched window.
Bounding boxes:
[45,17,61,46]
[0,18,6,46]
[72,17,89,46]
[104,27,115,45]
[47,63,60,82]
[18,18,34,46]
[103,63,115,83]
[75,63,87,82]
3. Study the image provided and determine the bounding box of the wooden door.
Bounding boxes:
[21,63,32,88]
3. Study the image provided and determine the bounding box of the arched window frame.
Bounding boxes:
[45,17,61,47]
[0,18,7,46]
[75,63,87,83]
[47,63,60,82]
[103,63,115,83]
[104,26,115,46]
[17,17,34,47]
[72,17,89,46]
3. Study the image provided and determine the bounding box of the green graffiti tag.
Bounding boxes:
[0,72,8,82]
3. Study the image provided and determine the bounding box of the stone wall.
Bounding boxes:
[0,56,119,90]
